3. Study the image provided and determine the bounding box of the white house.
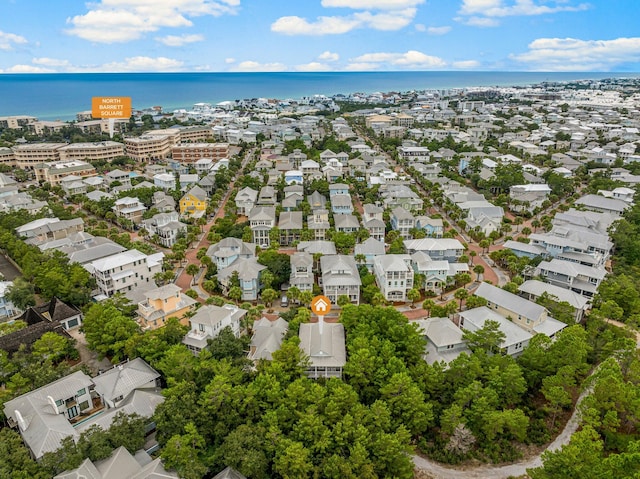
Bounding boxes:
[182,304,247,354]
[373,254,414,302]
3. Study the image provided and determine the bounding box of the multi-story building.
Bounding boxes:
[34,160,97,186]
[177,125,214,143]
[182,304,247,355]
[57,141,125,162]
[290,251,314,293]
[85,249,164,297]
[390,206,415,239]
[0,147,16,166]
[171,143,229,163]
[249,206,276,247]
[12,143,65,169]
[320,255,361,305]
[113,197,146,224]
[373,254,414,302]
[137,283,198,330]
[141,211,187,247]
[124,134,172,162]
[0,281,20,319]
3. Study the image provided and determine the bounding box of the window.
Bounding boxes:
[77,388,86,396]
[199,323,205,332]
[79,400,90,411]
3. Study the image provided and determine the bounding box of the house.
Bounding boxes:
[182,304,247,354]
[334,213,360,234]
[248,317,288,361]
[290,252,314,293]
[284,170,303,185]
[474,282,566,337]
[278,211,303,246]
[381,185,424,212]
[152,191,176,212]
[18,296,83,332]
[217,257,267,301]
[54,446,178,479]
[320,255,361,304]
[249,206,276,247]
[404,238,464,262]
[415,216,443,238]
[307,191,327,209]
[410,252,451,293]
[301,159,320,176]
[141,212,187,248]
[414,317,470,365]
[574,194,630,217]
[390,206,415,239]
[465,206,504,236]
[373,254,414,302]
[179,185,208,217]
[330,194,353,215]
[16,217,84,246]
[509,184,551,212]
[206,237,256,270]
[329,183,349,197]
[153,172,175,190]
[354,237,385,272]
[85,250,164,297]
[362,204,385,241]
[137,283,198,330]
[518,279,590,322]
[297,240,337,256]
[0,281,19,319]
[212,467,247,479]
[60,175,87,196]
[4,359,163,459]
[113,197,146,224]
[457,306,533,357]
[299,320,346,379]
[307,208,330,240]
[257,186,277,206]
[536,258,606,298]
[105,169,131,190]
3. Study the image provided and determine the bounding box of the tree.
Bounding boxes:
[228,286,243,305]
[274,439,313,479]
[161,422,208,479]
[31,332,76,363]
[422,299,435,317]
[261,270,275,290]
[82,302,139,361]
[299,290,313,307]
[5,277,36,311]
[473,264,485,281]
[0,428,49,479]
[185,263,200,286]
[407,288,420,308]
[462,319,505,354]
[454,288,469,310]
[337,295,351,307]
[261,288,278,308]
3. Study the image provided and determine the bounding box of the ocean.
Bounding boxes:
[1,71,638,121]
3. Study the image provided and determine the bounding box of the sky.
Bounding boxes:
[0,0,639,73]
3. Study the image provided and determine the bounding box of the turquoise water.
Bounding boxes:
[1,71,638,121]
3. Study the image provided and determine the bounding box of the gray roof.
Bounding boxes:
[92,358,160,403]
[212,467,248,479]
[189,304,247,329]
[297,241,337,255]
[475,282,546,322]
[459,306,533,347]
[537,258,607,280]
[183,185,208,201]
[575,194,630,213]
[249,205,276,221]
[249,317,288,361]
[334,213,360,229]
[331,195,353,207]
[299,322,346,368]
[391,206,414,220]
[217,257,267,282]
[207,237,256,259]
[279,211,303,230]
[290,251,313,269]
[355,237,386,256]
[321,255,361,286]
[415,317,466,348]
[503,240,548,256]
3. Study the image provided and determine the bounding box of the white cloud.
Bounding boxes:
[97,56,185,72]
[1,64,53,73]
[271,0,419,35]
[271,15,360,35]
[156,34,204,46]
[296,62,332,72]
[225,57,236,64]
[459,0,589,17]
[32,57,72,68]
[427,25,451,35]
[351,50,447,69]
[344,62,380,71]
[457,16,500,27]
[321,0,424,8]
[452,59,481,68]
[414,23,426,32]
[232,61,287,72]
[0,30,28,50]
[66,0,239,43]
[318,51,340,61]
[511,37,640,71]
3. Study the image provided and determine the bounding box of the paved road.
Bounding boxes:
[0,254,21,280]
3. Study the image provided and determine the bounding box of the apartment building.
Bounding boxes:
[171,142,229,163]
[12,143,65,169]
[34,160,97,186]
[124,134,172,161]
[58,141,125,162]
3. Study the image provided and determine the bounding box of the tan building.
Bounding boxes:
[0,115,37,129]
[34,160,97,186]
[75,118,128,135]
[12,143,65,169]
[137,283,198,330]
[0,147,15,166]
[58,141,125,162]
[144,128,181,145]
[124,134,172,162]
[171,143,229,163]
[178,126,213,143]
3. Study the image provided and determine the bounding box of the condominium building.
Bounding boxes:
[171,142,229,163]
[12,143,65,169]
[124,134,172,161]
[58,141,125,162]
[34,160,97,186]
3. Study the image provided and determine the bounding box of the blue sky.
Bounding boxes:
[0,0,638,73]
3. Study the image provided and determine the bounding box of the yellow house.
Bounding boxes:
[179,185,208,216]
[137,284,198,330]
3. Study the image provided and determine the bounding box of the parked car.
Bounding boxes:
[280,295,289,307]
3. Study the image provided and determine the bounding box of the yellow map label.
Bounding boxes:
[92,97,132,119]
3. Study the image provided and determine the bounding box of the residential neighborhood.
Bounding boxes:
[1,77,640,478]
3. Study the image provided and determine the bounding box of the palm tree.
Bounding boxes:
[454,288,469,310]
[407,288,421,308]
[423,299,435,318]
[186,263,200,286]
[473,264,485,282]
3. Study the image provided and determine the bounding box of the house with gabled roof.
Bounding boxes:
[308,208,330,240]
[235,187,258,215]
[182,304,247,354]
[207,237,257,270]
[373,254,414,302]
[248,317,288,361]
[4,359,163,460]
[518,279,590,322]
[320,255,361,304]
[414,317,470,365]
[137,283,197,330]
[334,213,360,234]
[249,206,276,248]
[179,185,208,218]
[278,211,303,246]
[535,258,606,298]
[299,320,346,379]
[290,251,314,293]
[217,257,267,301]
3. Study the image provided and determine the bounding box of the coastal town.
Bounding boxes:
[1,77,640,479]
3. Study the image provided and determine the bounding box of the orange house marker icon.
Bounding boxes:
[311,295,332,315]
